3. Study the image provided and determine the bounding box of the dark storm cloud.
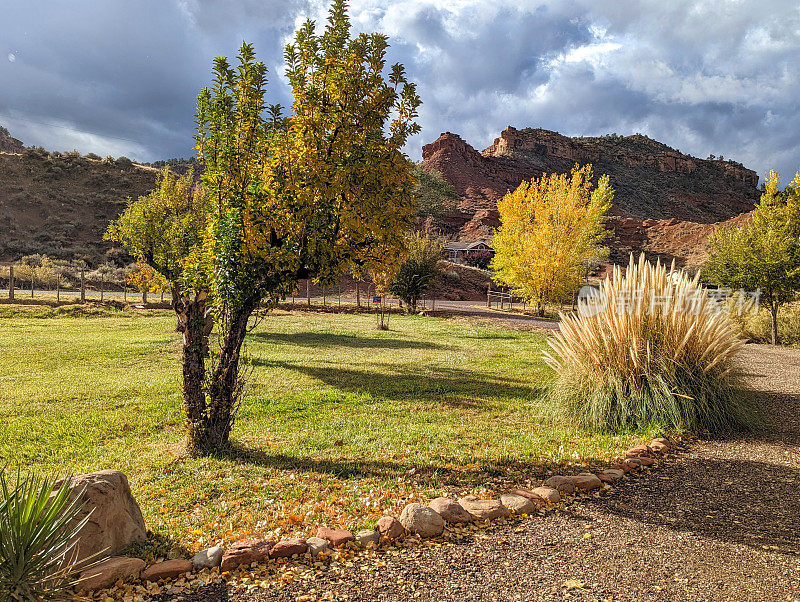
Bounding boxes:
[2,0,799,181]
[0,0,306,160]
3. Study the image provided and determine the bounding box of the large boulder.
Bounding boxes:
[56,470,146,562]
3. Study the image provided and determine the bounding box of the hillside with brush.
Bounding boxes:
[0,144,160,264]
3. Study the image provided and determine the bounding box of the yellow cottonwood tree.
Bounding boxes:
[492,164,613,314]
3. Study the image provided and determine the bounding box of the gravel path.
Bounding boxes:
[430,300,560,331]
[162,344,800,601]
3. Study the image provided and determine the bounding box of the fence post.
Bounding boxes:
[356,282,361,308]
[124,285,127,302]
[30,273,34,298]
[80,268,85,303]
[487,285,491,308]
[56,273,60,303]
[306,279,311,307]
[338,284,341,308]
[322,285,326,306]
[8,265,13,301]
[100,273,104,302]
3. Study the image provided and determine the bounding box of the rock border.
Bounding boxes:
[83,437,676,598]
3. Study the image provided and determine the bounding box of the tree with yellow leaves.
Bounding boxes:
[491,164,613,315]
[109,1,420,455]
[126,261,169,304]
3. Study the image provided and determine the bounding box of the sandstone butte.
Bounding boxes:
[421,126,759,269]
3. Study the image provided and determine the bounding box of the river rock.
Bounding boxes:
[141,559,192,582]
[626,444,652,458]
[220,539,273,571]
[569,473,603,491]
[77,556,145,592]
[511,489,546,507]
[500,493,536,514]
[544,476,576,494]
[649,438,671,453]
[192,546,223,570]
[270,538,307,558]
[376,516,405,540]
[399,503,445,537]
[531,486,561,503]
[316,527,354,547]
[458,496,510,521]
[305,536,329,557]
[355,529,380,547]
[429,497,472,524]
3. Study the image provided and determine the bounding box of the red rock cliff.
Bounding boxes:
[422,126,760,268]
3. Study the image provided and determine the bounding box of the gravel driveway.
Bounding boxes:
[161,344,800,601]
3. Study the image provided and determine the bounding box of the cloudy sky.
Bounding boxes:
[2,0,799,182]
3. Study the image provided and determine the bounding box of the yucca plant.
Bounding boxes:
[0,469,91,600]
[544,254,760,433]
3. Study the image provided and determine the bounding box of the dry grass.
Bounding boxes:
[544,254,759,432]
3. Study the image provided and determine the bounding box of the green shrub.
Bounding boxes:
[0,470,93,600]
[389,234,443,312]
[732,302,800,346]
[544,255,760,433]
[444,269,460,282]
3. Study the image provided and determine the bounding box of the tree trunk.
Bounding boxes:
[194,295,258,454]
[770,300,780,346]
[174,290,216,456]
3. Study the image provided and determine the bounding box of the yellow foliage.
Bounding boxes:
[126,261,168,293]
[491,164,613,310]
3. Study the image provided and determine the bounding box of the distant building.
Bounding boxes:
[444,241,494,265]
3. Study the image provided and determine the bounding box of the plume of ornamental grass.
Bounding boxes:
[543,254,760,433]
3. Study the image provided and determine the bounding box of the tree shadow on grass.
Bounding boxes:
[251,360,546,409]
[223,443,556,486]
[250,331,448,350]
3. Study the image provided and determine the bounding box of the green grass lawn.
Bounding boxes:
[0,305,645,557]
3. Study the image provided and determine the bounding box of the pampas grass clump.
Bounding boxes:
[544,254,759,433]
